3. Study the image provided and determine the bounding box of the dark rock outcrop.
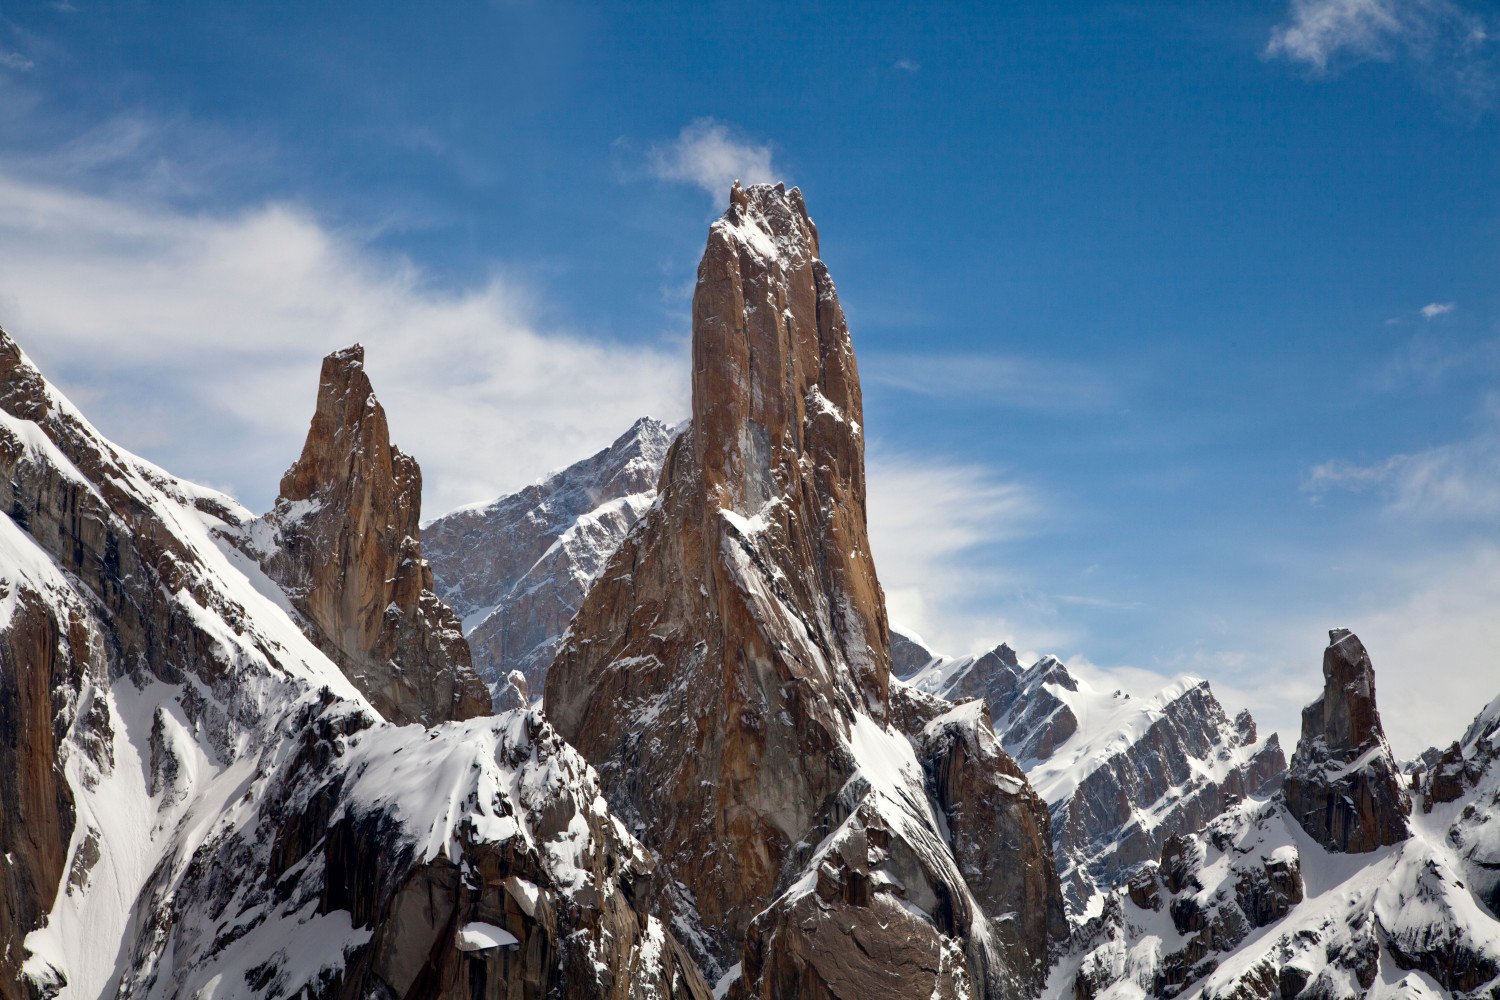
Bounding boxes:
[1282,628,1410,853]
[245,345,490,726]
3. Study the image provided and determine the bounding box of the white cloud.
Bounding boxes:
[1266,0,1491,77]
[0,49,33,72]
[865,451,1064,656]
[893,58,921,73]
[1304,412,1500,518]
[1420,300,1455,317]
[0,170,689,516]
[647,118,778,199]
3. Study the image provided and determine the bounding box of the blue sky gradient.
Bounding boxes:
[1,0,1497,754]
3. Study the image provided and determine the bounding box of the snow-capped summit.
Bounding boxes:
[0,329,707,999]
[1058,629,1500,999]
[424,415,676,697]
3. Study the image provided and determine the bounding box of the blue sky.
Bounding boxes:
[1,0,1497,754]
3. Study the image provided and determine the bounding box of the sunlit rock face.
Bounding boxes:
[547,184,1065,998]
[243,344,490,726]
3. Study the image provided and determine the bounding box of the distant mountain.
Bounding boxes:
[1058,630,1500,999]
[897,628,1286,912]
[424,416,675,699]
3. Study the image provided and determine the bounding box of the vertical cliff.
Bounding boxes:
[546,184,1063,996]
[1282,628,1410,853]
[245,345,490,726]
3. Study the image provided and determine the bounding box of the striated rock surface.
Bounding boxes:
[425,416,674,698]
[0,330,706,1000]
[904,634,1285,911]
[546,184,1064,995]
[240,345,490,727]
[1282,628,1411,853]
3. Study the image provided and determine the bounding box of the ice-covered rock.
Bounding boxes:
[903,632,1285,911]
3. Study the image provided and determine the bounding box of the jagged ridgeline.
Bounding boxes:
[4,183,1500,1000]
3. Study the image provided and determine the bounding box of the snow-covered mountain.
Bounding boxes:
[424,417,675,699]
[897,629,1286,913]
[1054,630,1500,999]
[5,180,1499,1000]
[0,331,707,999]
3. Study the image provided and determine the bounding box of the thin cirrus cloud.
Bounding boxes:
[645,118,779,199]
[1421,300,1456,318]
[862,350,1124,413]
[1304,407,1500,518]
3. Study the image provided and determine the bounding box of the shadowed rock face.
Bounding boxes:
[1283,628,1410,853]
[248,345,490,726]
[545,183,890,969]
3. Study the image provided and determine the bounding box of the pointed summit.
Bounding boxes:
[1282,628,1410,852]
[547,186,1063,994]
[247,344,489,726]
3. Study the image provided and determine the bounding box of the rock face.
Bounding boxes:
[546,184,1064,996]
[1054,630,1500,1000]
[424,417,674,698]
[903,634,1285,911]
[242,345,490,726]
[1282,628,1411,853]
[0,330,706,1000]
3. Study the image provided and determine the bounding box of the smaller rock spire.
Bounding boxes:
[251,344,490,726]
[1282,629,1410,853]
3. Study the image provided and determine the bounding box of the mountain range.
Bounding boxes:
[1,184,1496,999]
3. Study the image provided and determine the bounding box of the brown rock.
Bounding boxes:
[913,698,1068,994]
[1282,629,1410,853]
[545,184,890,969]
[248,345,490,726]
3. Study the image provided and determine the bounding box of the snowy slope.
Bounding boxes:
[901,629,1285,913]
[1055,635,1500,1000]
[0,331,707,1000]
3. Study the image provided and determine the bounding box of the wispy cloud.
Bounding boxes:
[1304,404,1500,517]
[893,58,921,73]
[863,350,1124,413]
[0,49,33,72]
[646,118,778,199]
[866,451,1056,656]
[1420,300,1455,318]
[0,169,689,516]
[1266,0,1490,71]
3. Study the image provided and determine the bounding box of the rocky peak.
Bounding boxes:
[546,185,1062,993]
[245,344,489,726]
[1282,628,1410,853]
